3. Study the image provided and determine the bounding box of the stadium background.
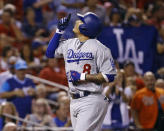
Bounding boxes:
[0,0,164,130]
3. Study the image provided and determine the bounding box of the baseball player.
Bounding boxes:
[46,12,116,131]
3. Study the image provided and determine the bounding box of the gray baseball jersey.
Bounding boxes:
[55,38,116,93]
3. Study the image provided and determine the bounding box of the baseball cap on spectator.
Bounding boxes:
[128,14,140,23]
[0,4,16,16]
[4,4,16,13]
[14,60,28,70]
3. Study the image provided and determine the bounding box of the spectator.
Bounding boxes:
[31,84,52,115]
[123,60,139,77]
[103,2,112,26]
[35,84,47,99]
[23,0,53,23]
[0,56,17,104]
[2,4,22,29]
[127,14,142,27]
[32,38,48,64]
[2,122,17,131]
[124,77,137,100]
[20,44,40,66]
[24,98,54,128]
[131,72,164,130]
[155,79,164,89]
[0,102,18,131]
[0,56,16,88]
[124,8,143,26]
[57,91,67,103]
[0,9,24,47]
[157,67,164,79]
[0,60,35,118]
[82,0,106,22]
[0,0,23,21]
[39,58,68,86]
[145,4,164,29]
[39,58,68,101]
[0,46,14,71]
[22,7,45,39]
[102,71,129,131]
[156,26,164,69]
[109,8,122,27]
[123,60,145,90]
[53,96,71,127]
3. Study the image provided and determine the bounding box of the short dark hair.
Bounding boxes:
[2,46,12,57]
[123,60,135,68]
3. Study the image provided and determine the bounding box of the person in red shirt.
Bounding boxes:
[0,9,24,48]
[39,58,68,86]
[39,58,68,101]
[123,60,145,90]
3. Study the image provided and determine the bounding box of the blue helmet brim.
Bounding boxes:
[77,13,85,23]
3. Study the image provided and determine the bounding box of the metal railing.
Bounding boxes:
[3,113,73,131]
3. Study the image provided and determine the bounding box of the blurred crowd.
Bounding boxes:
[0,0,164,131]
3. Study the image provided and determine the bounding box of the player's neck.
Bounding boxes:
[77,34,89,42]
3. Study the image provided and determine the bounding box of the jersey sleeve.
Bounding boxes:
[54,40,68,58]
[96,47,116,75]
[0,81,11,93]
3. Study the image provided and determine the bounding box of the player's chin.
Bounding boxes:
[73,28,80,34]
[73,28,76,33]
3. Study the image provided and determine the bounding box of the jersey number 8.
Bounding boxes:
[83,64,91,74]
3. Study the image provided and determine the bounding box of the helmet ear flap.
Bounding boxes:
[79,24,87,31]
[79,24,88,35]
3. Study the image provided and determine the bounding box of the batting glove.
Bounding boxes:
[57,14,71,32]
[70,70,86,83]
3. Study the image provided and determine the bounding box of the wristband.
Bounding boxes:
[101,73,109,82]
[80,73,86,81]
[56,28,64,34]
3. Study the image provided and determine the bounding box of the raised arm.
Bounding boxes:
[46,14,71,58]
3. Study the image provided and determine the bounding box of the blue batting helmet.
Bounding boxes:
[77,12,102,38]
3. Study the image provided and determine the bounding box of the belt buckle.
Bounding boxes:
[71,91,91,99]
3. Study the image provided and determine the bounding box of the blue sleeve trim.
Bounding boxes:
[106,74,116,82]
[0,82,11,93]
[46,33,62,58]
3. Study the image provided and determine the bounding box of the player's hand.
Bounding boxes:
[70,70,81,83]
[14,89,25,97]
[57,14,71,31]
